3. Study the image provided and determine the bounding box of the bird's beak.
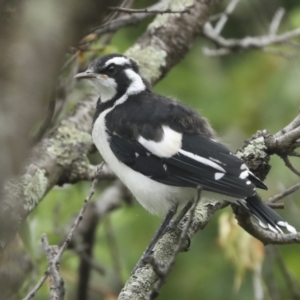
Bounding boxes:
[74,72,97,80]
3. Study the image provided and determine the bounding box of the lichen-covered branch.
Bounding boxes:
[118,200,227,300]
[0,0,220,253]
[0,96,97,253]
[118,111,300,299]
[125,0,220,84]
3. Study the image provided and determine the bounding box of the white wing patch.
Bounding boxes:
[239,170,249,179]
[178,149,226,172]
[214,172,225,180]
[138,126,182,158]
[240,164,247,170]
[105,56,130,66]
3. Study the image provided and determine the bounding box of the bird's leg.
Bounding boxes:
[167,190,201,251]
[169,200,193,229]
[132,203,178,273]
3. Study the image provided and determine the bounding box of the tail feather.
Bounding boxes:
[238,195,297,234]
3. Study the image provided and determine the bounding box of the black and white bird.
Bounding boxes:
[75,53,296,234]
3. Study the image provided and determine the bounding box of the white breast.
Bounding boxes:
[92,108,195,215]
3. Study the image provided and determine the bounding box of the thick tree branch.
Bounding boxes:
[119,112,300,298]
[0,0,123,253]
[2,0,300,298]
[125,0,220,84]
[118,200,228,300]
[148,190,201,299]
[0,0,220,253]
[0,95,97,253]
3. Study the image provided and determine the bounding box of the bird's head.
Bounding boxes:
[75,54,147,102]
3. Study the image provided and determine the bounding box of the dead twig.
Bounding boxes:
[23,166,102,300]
[41,235,65,300]
[23,270,50,300]
[267,184,300,204]
[214,0,240,35]
[269,8,285,36]
[108,6,190,15]
[91,1,167,36]
[282,156,300,177]
[203,3,300,58]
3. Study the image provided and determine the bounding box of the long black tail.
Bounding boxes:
[238,195,296,233]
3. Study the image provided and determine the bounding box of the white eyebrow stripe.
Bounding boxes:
[105,57,130,66]
[178,149,226,172]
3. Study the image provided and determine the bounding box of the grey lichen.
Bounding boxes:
[47,120,93,167]
[23,167,48,211]
[125,45,167,84]
[148,0,194,31]
[4,166,48,212]
[236,137,267,159]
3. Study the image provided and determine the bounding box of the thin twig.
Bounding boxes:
[268,203,284,209]
[274,112,300,138]
[23,270,50,300]
[22,166,102,300]
[203,4,300,58]
[275,127,300,148]
[109,6,190,15]
[41,235,64,300]
[269,8,285,35]
[214,0,240,35]
[102,0,134,25]
[55,168,101,261]
[203,26,300,50]
[282,156,300,177]
[267,184,300,204]
[91,1,167,35]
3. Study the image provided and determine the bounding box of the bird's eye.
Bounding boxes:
[106,65,116,75]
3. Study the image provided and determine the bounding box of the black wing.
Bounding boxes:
[109,132,267,199]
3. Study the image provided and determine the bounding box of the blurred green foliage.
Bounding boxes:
[25,1,300,299]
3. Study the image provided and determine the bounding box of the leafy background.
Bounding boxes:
[23,0,300,299]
